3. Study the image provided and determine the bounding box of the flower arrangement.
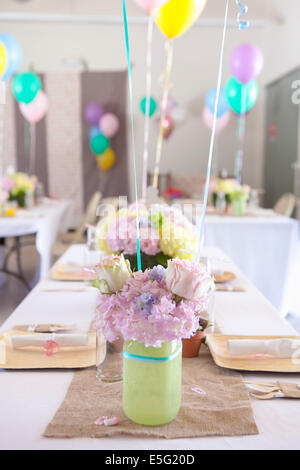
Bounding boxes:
[96,204,198,271]
[1,172,36,208]
[210,178,250,208]
[92,255,215,348]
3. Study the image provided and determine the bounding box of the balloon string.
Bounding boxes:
[29,123,36,175]
[122,0,142,271]
[235,1,250,30]
[142,15,154,200]
[196,0,229,263]
[152,40,173,189]
[0,102,4,179]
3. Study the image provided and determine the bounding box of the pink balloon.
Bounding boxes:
[202,107,230,133]
[135,0,170,13]
[19,90,48,124]
[99,113,120,138]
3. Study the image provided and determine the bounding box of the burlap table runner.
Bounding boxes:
[44,350,258,439]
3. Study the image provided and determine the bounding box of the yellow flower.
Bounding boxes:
[159,221,197,261]
[96,215,115,254]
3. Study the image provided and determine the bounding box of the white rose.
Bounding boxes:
[93,254,132,293]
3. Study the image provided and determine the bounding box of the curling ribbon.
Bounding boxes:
[29,123,36,175]
[142,15,154,200]
[123,0,142,271]
[234,85,247,183]
[235,1,250,30]
[196,0,229,263]
[152,40,173,189]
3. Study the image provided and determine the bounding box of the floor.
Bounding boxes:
[0,242,300,332]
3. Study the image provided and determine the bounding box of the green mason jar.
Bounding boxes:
[123,339,182,426]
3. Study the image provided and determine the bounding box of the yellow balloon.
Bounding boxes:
[97,148,115,171]
[152,0,207,40]
[0,41,8,79]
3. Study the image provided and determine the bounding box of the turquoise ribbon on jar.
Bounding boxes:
[122,0,142,271]
[235,1,250,30]
[123,346,182,364]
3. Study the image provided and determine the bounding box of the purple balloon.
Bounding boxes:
[230,44,264,84]
[84,102,104,125]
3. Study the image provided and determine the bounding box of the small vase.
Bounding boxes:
[182,331,204,358]
[123,340,182,426]
[233,198,247,217]
[96,332,123,383]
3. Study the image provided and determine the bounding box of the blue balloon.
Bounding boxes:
[0,33,22,81]
[89,126,101,141]
[205,87,229,118]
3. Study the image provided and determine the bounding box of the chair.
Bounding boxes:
[273,193,296,217]
[52,191,102,258]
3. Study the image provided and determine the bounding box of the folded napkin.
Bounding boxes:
[228,338,300,359]
[11,333,89,349]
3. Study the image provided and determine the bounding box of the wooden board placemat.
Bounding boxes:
[0,329,97,369]
[207,334,300,373]
[44,350,258,439]
[213,271,236,284]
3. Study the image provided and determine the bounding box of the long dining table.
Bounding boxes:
[0,244,299,450]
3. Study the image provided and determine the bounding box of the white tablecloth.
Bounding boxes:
[0,245,299,450]
[0,199,74,280]
[204,214,299,315]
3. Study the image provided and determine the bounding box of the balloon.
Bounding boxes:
[19,90,48,124]
[159,94,177,114]
[89,126,101,141]
[158,115,174,140]
[172,106,187,125]
[97,148,115,171]
[12,72,41,104]
[90,133,110,155]
[0,41,8,80]
[205,87,229,118]
[202,107,230,133]
[99,113,120,138]
[230,44,264,84]
[135,0,170,13]
[152,0,207,40]
[140,97,157,117]
[0,33,22,81]
[84,102,104,125]
[225,77,259,115]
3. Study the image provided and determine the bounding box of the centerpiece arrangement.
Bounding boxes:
[1,172,36,209]
[96,204,198,271]
[210,178,250,216]
[92,254,214,426]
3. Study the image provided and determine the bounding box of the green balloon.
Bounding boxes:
[90,133,109,155]
[140,96,157,117]
[12,72,42,104]
[225,77,259,115]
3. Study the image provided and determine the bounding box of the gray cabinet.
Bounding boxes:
[264,69,299,208]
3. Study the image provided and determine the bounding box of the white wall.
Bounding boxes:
[0,0,298,200]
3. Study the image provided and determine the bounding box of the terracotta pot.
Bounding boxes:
[182,331,205,358]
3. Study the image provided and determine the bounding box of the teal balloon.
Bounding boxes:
[12,72,42,104]
[90,133,110,155]
[225,77,259,115]
[140,96,157,117]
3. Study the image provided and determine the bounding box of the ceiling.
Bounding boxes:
[0,0,284,22]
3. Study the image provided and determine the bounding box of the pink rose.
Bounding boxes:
[165,258,214,301]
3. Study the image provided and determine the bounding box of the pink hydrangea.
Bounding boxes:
[106,216,160,256]
[1,176,16,192]
[93,267,211,348]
